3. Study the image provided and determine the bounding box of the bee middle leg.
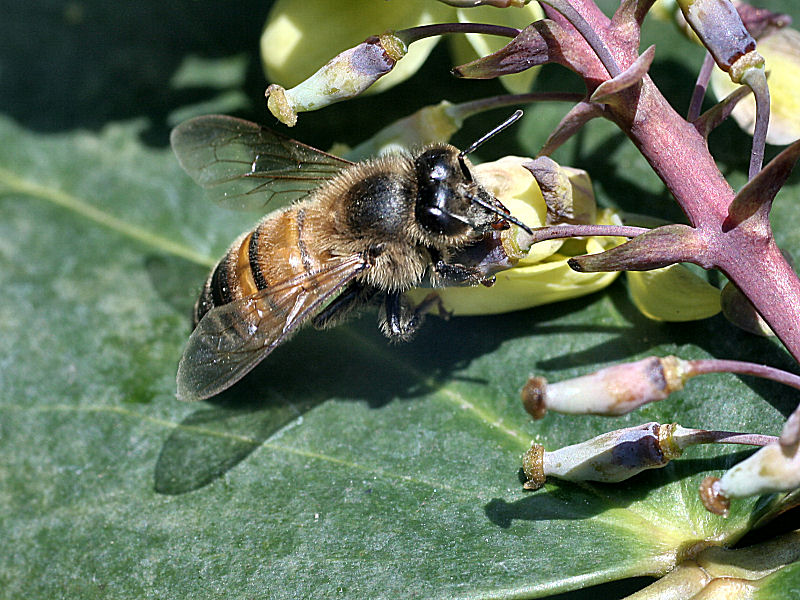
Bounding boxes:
[379,291,447,342]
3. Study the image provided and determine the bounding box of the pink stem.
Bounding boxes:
[544,2,800,362]
[527,224,649,244]
[688,52,715,122]
[687,359,800,391]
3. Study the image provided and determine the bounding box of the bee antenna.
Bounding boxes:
[468,192,534,236]
[456,110,532,235]
[459,109,524,159]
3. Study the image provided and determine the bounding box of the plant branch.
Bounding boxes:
[447,92,586,122]
[687,52,716,122]
[396,23,520,46]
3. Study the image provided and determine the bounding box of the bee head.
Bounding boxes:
[413,110,531,241]
[414,146,498,237]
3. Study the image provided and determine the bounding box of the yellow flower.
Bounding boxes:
[409,156,623,315]
[711,27,800,145]
[261,0,543,106]
[627,264,721,322]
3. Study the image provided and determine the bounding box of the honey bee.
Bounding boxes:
[171,111,530,401]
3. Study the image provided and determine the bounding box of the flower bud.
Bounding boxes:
[261,0,451,94]
[522,422,679,490]
[711,27,800,145]
[523,423,773,492]
[447,1,544,93]
[521,356,689,419]
[265,33,407,126]
[699,440,800,517]
[676,0,759,75]
[782,403,800,447]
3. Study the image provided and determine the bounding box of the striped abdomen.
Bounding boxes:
[193,205,330,326]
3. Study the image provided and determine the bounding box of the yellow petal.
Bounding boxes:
[417,252,620,316]
[345,101,462,160]
[472,156,563,261]
[710,28,800,145]
[649,0,679,23]
[627,264,721,321]
[261,0,453,95]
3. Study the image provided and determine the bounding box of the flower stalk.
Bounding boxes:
[396,22,520,45]
[436,0,531,7]
[687,52,716,121]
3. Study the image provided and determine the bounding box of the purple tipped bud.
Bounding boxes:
[522,356,688,419]
[677,0,760,75]
[524,422,776,492]
[522,422,678,490]
[265,33,406,126]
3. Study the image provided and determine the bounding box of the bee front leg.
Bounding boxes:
[433,260,496,288]
[426,247,496,288]
[379,291,448,342]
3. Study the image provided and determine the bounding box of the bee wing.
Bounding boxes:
[170,115,353,211]
[176,253,369,401]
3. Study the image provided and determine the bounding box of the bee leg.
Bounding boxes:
[312,282,376,330]
[433,259,494,287]
[380,292,446,342]
[415,292,451,321]
[427,247,495,287]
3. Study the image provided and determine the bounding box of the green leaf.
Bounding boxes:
[2,1,800,599]
[755,561,800,599]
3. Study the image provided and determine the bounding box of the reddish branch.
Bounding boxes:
[456,0,800,361]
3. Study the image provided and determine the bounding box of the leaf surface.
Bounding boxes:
[2,1,800,598]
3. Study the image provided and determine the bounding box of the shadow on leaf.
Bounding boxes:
[153,298,540,494]
[1,0,270,145]
[154,390,318,495]
[485,449,758,529]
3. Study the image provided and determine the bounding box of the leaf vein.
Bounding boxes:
[0,166,214,267]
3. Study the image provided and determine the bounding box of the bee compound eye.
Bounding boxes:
[417,205,468,236]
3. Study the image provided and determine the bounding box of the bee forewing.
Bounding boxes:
[176,253,369,401]
[170,115,352,211]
